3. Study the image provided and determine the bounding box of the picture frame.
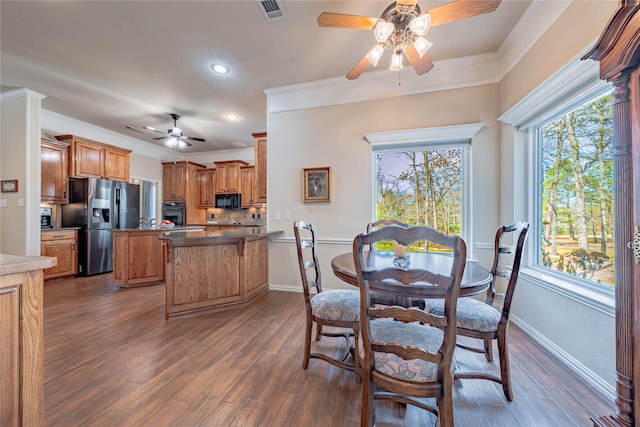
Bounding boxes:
[1,179,18,193]
[302,167,331,203]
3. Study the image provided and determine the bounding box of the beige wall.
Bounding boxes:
[267,83,501,291]
[496,1,617,390]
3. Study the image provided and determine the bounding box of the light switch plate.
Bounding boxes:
[18,198,25,207]
[274,211,281,221]
[284,211,291,221]
[0,199,6,208]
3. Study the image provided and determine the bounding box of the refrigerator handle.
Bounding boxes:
[114,187,121,228]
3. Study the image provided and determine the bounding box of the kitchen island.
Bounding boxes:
[159,228,282,319]
[111,226,204,288]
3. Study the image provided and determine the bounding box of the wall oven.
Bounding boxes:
[162,202,186,226]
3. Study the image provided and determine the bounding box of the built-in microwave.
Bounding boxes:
[215,194,241,209]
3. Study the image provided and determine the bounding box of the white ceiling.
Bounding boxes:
[0,0,531,153]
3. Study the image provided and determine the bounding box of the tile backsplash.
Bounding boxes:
[205,206,266,225]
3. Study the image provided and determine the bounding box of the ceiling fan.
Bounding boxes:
[150,113,205,147]
[317,0,502,80]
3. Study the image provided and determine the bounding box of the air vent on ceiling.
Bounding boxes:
[256,0,286,22]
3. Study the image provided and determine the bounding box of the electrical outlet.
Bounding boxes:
[284,211,291,221]
[274,211,281,221]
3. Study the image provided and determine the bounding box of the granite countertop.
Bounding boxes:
[159,227,283,241]
[192,223,265,227]
[111,226,205,233]
[0,253,57,275]
[41,227,81,231]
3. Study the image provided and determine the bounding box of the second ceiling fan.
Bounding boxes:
[317,0,502,80]
[151,113,205,147]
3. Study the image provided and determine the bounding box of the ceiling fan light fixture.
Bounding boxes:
[171,126,182,136]
[413,37,433,57]
[373,20,394,43]
[389,53,403,71]
[165,138,178,147]
[366,44,385,66]
[409,13,431,36]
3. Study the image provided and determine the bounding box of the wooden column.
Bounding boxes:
[583,2,640,426]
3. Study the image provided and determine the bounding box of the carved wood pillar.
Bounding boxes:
[583,2,640,426]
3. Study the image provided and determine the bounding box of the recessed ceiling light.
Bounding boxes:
[211,63,229,74]
[225,113,239,121]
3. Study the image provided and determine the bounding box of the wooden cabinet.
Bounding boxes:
[240,166,258,207]
[41,229,78,281]
[55,135,131,182]
[198,169,216,207]
[163,162,188,201]
[41,138,69,203]
[162,161,206,225]
[112,230,165,287]
[0,254,55,427]
[253,132,267,203]
[162,234,270,318]
[214,161,247,194]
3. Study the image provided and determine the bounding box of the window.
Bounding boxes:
[373,146,467,253]
[536,92,614,286]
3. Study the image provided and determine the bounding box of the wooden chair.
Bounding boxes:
[353,225,466,427]
[293,221,361,380]
[427,221,529,401]
[365,219,409,233]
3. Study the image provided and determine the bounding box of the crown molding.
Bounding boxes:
[41,109,174,160]
[265,1,572,113]
[0,88,46,101]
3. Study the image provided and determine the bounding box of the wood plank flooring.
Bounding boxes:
[42,274,614,426]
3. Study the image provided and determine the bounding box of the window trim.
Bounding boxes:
[365,124,483,259]
[500,47,614,314]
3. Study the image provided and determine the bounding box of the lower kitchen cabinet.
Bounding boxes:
[0,254,55,427]
[112,230,165,287]
[41,229,78,281]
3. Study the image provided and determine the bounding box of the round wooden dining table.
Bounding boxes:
[331,250,492,297]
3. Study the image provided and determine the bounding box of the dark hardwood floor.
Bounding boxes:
[43,274,614,426]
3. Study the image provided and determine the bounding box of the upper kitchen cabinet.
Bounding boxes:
[163,161,205,202]
[240,166,257,207]
[41,138,69,203]
[55,134,131,182]
[215,160,247,194]
[253,132,267,203]
[198,168,216,207]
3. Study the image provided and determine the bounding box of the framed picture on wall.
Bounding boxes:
[302,167,331,203]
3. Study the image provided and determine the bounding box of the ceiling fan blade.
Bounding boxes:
[152,135,169,140]
[179,140,193,147]
[346,54,372,80]
[317,12,378,30]
[405,44,434,75]
[427,0,501,27]
[184,136,205,142]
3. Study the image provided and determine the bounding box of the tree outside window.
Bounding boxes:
[538,92,614,286]
[375,147,463,253]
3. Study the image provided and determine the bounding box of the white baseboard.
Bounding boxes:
[510,314,615,402]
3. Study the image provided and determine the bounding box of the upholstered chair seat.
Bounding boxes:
[427,298,501,333]
[311,290,360,322]
[369,319,456,382]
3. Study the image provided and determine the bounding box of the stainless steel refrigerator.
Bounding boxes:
[62,178,140,276]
